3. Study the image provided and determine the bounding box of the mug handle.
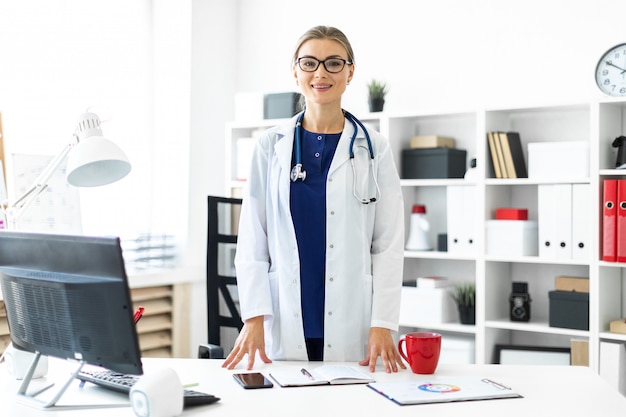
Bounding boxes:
[397,338,409,363]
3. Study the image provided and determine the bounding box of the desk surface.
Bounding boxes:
[1,357,625,416]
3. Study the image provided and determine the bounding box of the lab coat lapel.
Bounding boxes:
[328,118,356,176]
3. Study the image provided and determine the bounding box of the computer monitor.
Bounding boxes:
[0,231,143,377]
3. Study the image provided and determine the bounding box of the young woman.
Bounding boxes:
[222,26,405,373]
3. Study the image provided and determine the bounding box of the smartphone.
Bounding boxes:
[233,372,274,389]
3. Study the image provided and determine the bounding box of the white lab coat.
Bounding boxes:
[234,112,404,362]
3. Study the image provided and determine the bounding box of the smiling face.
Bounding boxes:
[293,38,354,109]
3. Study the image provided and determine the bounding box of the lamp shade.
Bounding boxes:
[66,112,131,187]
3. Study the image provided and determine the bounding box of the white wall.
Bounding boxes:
[231,0,626,115]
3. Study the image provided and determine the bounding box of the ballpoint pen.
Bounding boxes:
[133,306,145,324]
[301,368,315,380]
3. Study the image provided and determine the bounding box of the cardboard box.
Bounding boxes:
[610,319,626,334]
[486,220,538,256]
[410,135,455,149]
[401,148,467,179]
[555,276,589,293]
[399,286,457,325]
[528,141,589,180]
[549,290,589,330]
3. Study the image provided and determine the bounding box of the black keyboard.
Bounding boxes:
[77,369,220,407]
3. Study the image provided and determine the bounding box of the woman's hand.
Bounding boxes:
[359,327,406,373]
[221,315,272,370]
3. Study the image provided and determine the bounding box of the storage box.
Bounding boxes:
[439,334,476,364]
[410,135,455,149]
[263,92,302,119]
[495,208,528,220]
[555,276,589,293]
[401,148,467,179]
[399,287,457,325]
[549,290,589,330]
[486,220,538,256]
[527,141,589,180]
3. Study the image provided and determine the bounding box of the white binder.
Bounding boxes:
[571,183,590,260]
[538,184,573,259]
[447,185,476,256]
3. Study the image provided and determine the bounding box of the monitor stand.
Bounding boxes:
[15,351,129,411]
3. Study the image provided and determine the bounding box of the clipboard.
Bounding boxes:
[367,376,522,406]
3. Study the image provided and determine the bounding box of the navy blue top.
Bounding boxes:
[290,128,341,339]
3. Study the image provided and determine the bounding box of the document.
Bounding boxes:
[269,365,374,387]
[367,376,522,405]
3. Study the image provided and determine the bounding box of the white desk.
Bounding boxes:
[1,357,625,416]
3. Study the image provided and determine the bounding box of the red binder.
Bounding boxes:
[618,180,626,262]
[603,179,618,262]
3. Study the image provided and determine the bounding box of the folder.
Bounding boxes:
[617,180,626,262]
[538,185,555,258]
[571,184,590,260]
[446,185,476,255]
[603,179,618,262]
[538,184,573,259]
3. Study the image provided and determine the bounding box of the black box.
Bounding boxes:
[263,92,303,119]
[549,290,589,330]
[401,148,467,179]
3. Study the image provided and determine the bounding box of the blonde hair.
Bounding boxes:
[292,26,355,65]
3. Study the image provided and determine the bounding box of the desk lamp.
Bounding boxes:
[1,112,131,229]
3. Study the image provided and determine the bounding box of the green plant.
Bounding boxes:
[451,282,476,307]
[367,79,388,100]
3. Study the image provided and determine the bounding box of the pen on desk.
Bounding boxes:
[133,306,145,324]
[301,368,314,380]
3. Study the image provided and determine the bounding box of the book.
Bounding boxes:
[269,365,374,387]
[498,131,528,178]
[487,132,502,178]
[367,376,522,405]
[492,131,508,178]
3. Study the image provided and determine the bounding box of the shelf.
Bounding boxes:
[399,322,476,335]
[225,100,626,373]
[485,319,589,337]
[600,332,626,342]
[404,250,475,261]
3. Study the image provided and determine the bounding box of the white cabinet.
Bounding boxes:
[226,100,626,375]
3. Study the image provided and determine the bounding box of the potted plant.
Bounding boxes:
[451,282,476,325]
[367,79,388,112]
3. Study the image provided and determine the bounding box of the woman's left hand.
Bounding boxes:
[359,327,406,373]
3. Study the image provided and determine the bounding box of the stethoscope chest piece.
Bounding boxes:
[291,163,306,182]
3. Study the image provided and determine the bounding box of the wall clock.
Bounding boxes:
[595,43,626,97]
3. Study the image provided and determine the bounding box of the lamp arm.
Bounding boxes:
[3,138,77,228]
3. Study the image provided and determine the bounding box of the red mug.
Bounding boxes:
[398,332,442,374]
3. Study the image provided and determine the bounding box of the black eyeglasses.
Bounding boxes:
[296,57,352,73]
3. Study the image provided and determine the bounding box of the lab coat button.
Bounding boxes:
[330,211,335,215]
[327,311,332,316]
[329,244,334,249]
[329,276,334,282]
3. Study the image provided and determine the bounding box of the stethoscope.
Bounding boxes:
[290,110,381,204]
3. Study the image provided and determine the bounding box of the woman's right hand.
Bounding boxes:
[221,315,272,370]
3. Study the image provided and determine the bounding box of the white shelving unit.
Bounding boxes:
[225,100,626,374]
